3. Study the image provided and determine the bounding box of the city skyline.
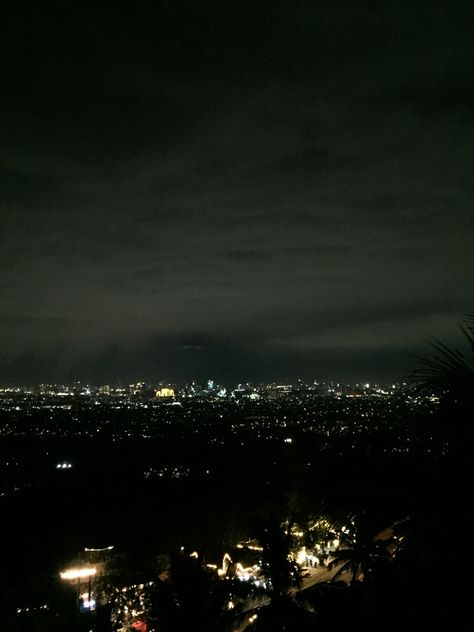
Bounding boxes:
[0,377,407,391]
[1,1,472,384]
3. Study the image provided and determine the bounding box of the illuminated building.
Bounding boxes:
[155,387,175,398]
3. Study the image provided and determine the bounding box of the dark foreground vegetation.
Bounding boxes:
[1,316,473,631]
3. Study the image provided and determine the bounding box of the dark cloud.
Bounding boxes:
[222,250,275,263]
[0,1,472,384]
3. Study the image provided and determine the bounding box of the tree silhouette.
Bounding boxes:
[146,548,252,632]
[411,313,474,399]
[404,313,474,629]
[327,538,393,586]
[409,312,474,450]
[237,518,320,632]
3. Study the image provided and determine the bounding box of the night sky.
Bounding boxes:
[1,1,473,384]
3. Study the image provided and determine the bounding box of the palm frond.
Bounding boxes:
[409,315,474,407]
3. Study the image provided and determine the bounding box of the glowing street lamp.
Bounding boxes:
[60,567,97,580]
[60,567,97,612]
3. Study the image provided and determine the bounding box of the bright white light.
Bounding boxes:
[60,567,97,580]
[84,545,114,552]
[80,593,96,611]
[296,547,307,565]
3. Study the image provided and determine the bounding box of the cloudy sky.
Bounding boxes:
[1,1,473,384]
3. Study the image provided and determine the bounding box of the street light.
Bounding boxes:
[60,567,97,580]
[60,567,97,612]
